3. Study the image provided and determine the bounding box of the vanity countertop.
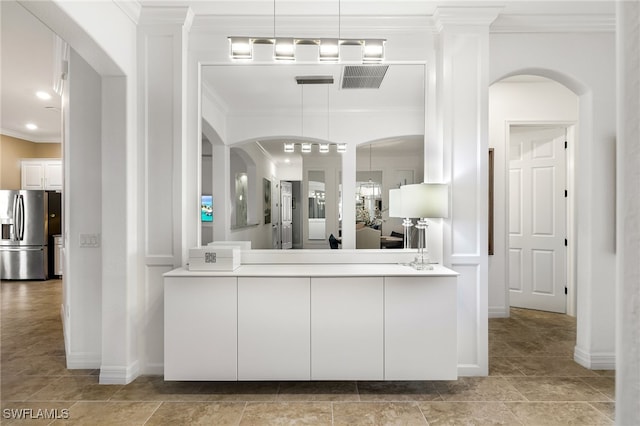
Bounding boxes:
[165,263,458,278]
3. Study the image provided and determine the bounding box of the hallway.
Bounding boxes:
[1,280,614,425]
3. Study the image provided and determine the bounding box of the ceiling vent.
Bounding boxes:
[341,65,389,89]
[295,75,334,85]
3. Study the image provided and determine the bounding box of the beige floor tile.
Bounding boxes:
[508,357,601,377]
[333,401,427,425]
[589,401,615,421]
[145,401,245,425]
[489,357,525,377]
[506,377,612,402]
[27,376,123,401]
[239,402,332,425]
[579,377,615,400]
[110,376,207,402]
[357,381,441,402]
[50,401,161,425]
[1,375,60,401]
[419,401,523,425]
[276,381,359,401]
[199,381,280,402]
[434,377,526,402]
[505,401,614,425]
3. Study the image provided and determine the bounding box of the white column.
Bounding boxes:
[616,1,640,423]
[137,6,193,375]
[434,7,500,376]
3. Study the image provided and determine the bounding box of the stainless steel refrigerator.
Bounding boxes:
[1,190,50,280]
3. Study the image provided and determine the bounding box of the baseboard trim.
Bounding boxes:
[457,363,488,377]
[489,306,510,318]
[99,361,140,384]
[66,352,101,369]
[574,346,616,370]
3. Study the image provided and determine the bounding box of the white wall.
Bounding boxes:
[490,32,617,369]
[63,49,103,367]
[488,79,578,318]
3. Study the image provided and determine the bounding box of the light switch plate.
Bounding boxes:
[79,233,100,248]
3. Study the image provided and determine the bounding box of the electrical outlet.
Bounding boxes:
[79,233,100,248]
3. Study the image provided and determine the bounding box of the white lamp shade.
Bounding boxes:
[389,189,403,218]
[400,183,449,218]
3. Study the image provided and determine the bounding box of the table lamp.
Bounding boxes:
[400,183,449,270]
[389,188,412,249]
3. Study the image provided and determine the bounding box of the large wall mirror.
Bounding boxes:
[200,62,425,249]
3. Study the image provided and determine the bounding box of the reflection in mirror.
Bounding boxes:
[308,171,325,240]
[356,138,424,249]
[200,63,425,249]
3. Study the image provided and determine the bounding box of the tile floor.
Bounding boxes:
[1,279,615,425]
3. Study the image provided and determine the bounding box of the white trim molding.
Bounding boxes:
[574,346,616,370]
[99,361,140,385]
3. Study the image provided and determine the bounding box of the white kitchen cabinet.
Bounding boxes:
[164,276,237,380]
[237,277,311,380]
[21,159,62,191]
[384,276,458,380]
[311,277,384,380]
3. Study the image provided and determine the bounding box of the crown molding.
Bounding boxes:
[433,7,503,32]
[491,14,615,33]
[114,0,142,25]
[1,129,61,144]
[139,5,195,30]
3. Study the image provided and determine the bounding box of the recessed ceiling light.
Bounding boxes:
[26,123,38,130]
[284,158,290,163]
[36,91,52,100]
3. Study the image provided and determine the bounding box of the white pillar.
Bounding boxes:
[434,7,501,376]
[616,1,640,423]
[137,6,193,375]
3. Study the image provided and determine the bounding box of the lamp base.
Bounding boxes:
[410,253,434,270]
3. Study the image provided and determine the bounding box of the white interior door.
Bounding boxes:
[509,126,566,313]
[280,181,293,249]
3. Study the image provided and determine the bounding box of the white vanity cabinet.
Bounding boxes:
[164,276,237,380]
[384,276,457,380]
[21,159,62,191]
[311,277,384,380]
[237,277,311,380]
[163,263,458,381]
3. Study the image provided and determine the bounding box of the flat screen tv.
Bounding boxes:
[201,195,213,222]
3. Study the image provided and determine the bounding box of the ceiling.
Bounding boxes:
[1,0,615,145]
[1,1,62,143]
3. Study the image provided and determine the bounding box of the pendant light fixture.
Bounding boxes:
[359,144,382,199]
[228,0,385,63]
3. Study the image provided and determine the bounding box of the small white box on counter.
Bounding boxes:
[188,246,240,271]
[207,240,251,250]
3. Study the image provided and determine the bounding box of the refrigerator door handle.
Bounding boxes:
[11,194,19,241]
[17,195,25,241]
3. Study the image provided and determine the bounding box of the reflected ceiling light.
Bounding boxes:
[36,91,52,100]
[275,38,295,61]
[25,123,38,130]
[363,39,385,63]
[284,142,295,153]
[301,143,312,153]
[336,143,347,153]
[319,38,339,62]
[319,143,330,153]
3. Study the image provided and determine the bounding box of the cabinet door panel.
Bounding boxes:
[311,277,383,380]
[385,277,457,380]
[44,161,63,190]
[164,277,237,380]
[22,162,44,189]
[238,277,310,380]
